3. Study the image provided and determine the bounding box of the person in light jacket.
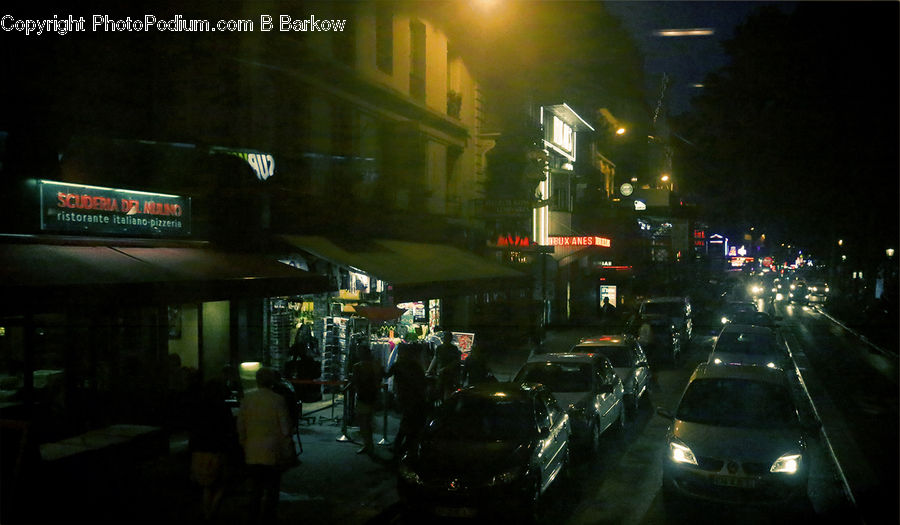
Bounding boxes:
[237,367,293,524]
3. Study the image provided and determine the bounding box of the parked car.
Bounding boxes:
[514,352,625,453]
[658,363,814,509]
[709,323,791,370]
[572,334,651,414]
[630,296,693,365]
[398,382,571,521]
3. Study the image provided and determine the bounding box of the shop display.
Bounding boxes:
[319,316,348,393]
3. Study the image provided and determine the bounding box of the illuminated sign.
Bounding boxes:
[494,234,533,248]
[211,147,276,181]
[548,236,612,248]
[551,115,574,154]
[39,180,191,237]
[634,200,647,211]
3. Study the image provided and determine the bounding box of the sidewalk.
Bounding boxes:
[16,326,603,524]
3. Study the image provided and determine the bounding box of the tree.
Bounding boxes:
[674,3,899,259]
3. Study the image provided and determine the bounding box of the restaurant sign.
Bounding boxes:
[39,180,191,237]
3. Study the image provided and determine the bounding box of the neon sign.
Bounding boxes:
[548,236,611,247]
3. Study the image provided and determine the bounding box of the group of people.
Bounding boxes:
[350,331,496,459]
[185,330,494,523]
[188,366,299,524]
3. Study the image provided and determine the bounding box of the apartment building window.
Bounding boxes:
[410,20,426,102]
[376,3,393,74]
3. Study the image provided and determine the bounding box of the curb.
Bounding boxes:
[813,306,897,359]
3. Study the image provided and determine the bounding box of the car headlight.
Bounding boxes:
[721,316,729,324]
[490,465,527,486]
[770,453,802,474]
[775,293,784,301]
[713,358,723,365]
[809,286,817,292]
[766,362,777,369]
[824,287,829,293]
[771,287,777,293]
[669,441,698,466]
[399,462,425,485]
[790,284,796,290]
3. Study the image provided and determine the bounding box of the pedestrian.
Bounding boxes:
[427,331,462,402]
[600,296,618,327]
[384,342,428,458]
[350,346,384,456]
[463,343,496,386]
[188,379,239,522]
[236,367,294,525]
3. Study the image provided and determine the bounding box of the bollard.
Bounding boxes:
[336,387,354,443]
[378,383,392,447]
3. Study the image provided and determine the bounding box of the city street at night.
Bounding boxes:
[1,1,897,524]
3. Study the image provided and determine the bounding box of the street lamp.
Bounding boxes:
[887,248,895,257]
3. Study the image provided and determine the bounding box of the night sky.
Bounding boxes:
[606,1,794,115]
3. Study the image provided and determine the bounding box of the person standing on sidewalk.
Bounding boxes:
[427,331,462,402]
[189,379,239,522]
[350,346,384,456]
[236,367,293,524]
[385,342,428,458]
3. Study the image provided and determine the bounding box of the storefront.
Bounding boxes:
[0,179,330,445]
[269,235,530,390]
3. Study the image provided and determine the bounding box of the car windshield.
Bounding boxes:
[642,302,682,317]
[715,330,777,355]
[516,362,592,392]
[429,395,534,440]
[676,378,795,428]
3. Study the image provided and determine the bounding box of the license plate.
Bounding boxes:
[713,475,756,489]
[435,506,478,518]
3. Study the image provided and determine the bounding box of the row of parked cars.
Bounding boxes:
[398,294,818,520]
[397,331,653,521]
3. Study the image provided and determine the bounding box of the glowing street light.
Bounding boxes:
[838,239,844,246]
[660,174,670,182]
[616,127,626,135]
[887,248,895,257]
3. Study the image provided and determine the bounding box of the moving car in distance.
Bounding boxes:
[398,382,571,521]
[658,364,816,511]
[719,300,757,326]
[725,310,780,329]
[806,281,829,304]
[789,280,809,305]
[514,352,625,454]
[630,296,693,365]
[709,323,791,371]
[572,334,651,414]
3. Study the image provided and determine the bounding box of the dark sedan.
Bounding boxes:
[398,382,571,521]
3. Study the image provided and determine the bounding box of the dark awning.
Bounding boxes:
[278,235,530,302]
[0,238,332,314]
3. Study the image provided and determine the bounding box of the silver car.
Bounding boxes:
[658,364,813,509]
[514,352,625,453]
[573,335,651,414]
[709,323,791,371]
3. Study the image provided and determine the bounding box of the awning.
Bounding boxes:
[0,239,332,313]
[279,235,530,302]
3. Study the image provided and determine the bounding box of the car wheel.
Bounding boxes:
[616,403,627,434]
[589,419,601,455]
[522,476,542,523]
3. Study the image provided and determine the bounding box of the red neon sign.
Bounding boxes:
[547,236,611,248]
